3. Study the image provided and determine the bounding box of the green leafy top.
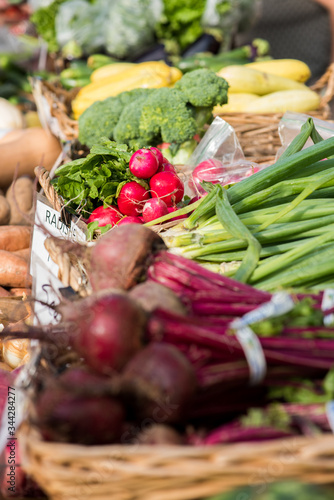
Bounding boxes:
[51,139,134,217]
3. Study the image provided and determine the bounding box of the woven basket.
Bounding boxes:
[18,422,334,500]
[32,64,334,165]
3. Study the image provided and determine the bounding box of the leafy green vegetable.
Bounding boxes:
[30,0,67,53]
[155,0,206,55]
[51,139,133,217]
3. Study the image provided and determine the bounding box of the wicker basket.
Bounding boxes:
[32,64,334,165]
[18,422,334,500]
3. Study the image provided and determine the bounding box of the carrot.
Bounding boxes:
[0,226,31,252]
[0,250,31,288]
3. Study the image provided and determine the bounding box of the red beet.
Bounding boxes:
[150,172,184,207]
[59,291,147,375]
[35,370,125,445]
[122,342,197,423]
[117,181,150,216]
[87,224,165,291]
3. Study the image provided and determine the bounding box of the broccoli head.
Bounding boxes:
[78,88,154,148]
[78,96,124,148]
[139,88,197,145]
[174,68,229,107]
[113,95,155,149]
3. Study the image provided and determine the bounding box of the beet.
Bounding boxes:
[122,343,197,423]
[59,291,147,374]
[87,225,166,291]
[129,281,186,315]
[135,424,184,445]
[35,382,125,445]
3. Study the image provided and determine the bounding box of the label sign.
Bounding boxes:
[30,194,87,325]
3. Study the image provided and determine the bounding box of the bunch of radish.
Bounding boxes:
[87,147,185,228]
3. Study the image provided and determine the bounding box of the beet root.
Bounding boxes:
[122,342,197,424]
[58,291,147,375]
[129,281,187,315]
[34,369,125,445]
[87,225,166,291]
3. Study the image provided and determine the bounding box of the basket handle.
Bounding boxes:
[34,166,71,226]
[310,62,334,108]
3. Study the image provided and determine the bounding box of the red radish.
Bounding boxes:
[150,172,184,207]
[190,159,225,195]
[117,181,150,216]
[117,216,143,226]
[129,148,159,179]
[157,161,176,174]
[167,206,187,221]
[87,205,122,227]
[58,291,147,375]
[149,146,164,167]
[142,198,168,223]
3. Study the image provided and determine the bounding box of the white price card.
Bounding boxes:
[30,194,87,325]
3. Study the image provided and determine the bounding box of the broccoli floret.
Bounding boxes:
[78,96,124,148]
[139,87,197,145]
[174,68,229,107]
[78,88,154,148]
[113,95,155,149]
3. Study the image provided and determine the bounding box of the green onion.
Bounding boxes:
[215,186,261,282]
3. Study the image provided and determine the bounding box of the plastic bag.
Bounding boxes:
[277,111,334,160]
[182,116,265,197]
[105,0,163,59]
[56,0,107,55]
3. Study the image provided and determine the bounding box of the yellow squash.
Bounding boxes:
[245,59,311,83]
[216,65,308,95]
[244,89,320,114]
[90,62,136,83]
[214,92,260,113]
[73,61,183,117]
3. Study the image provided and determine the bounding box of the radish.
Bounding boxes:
[129,148,159,179]
[142,198,169,223]
[117,216,143,226]
[157,161,176,173]
[87,205,122,227]
[122,342,197,423]
[117,181,150,216]
[149,146,164,167]
[190,159,225,195]
[150,171,184,207]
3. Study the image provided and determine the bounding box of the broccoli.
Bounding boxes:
[77,69,229,163]
[113,94,155,150]
[139,88,197,145]
[173,68,229,108]
[78,96,124,148]
[78,88,154,148]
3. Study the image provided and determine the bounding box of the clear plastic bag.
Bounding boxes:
[277,111,334,160]
[182,116,265,197]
